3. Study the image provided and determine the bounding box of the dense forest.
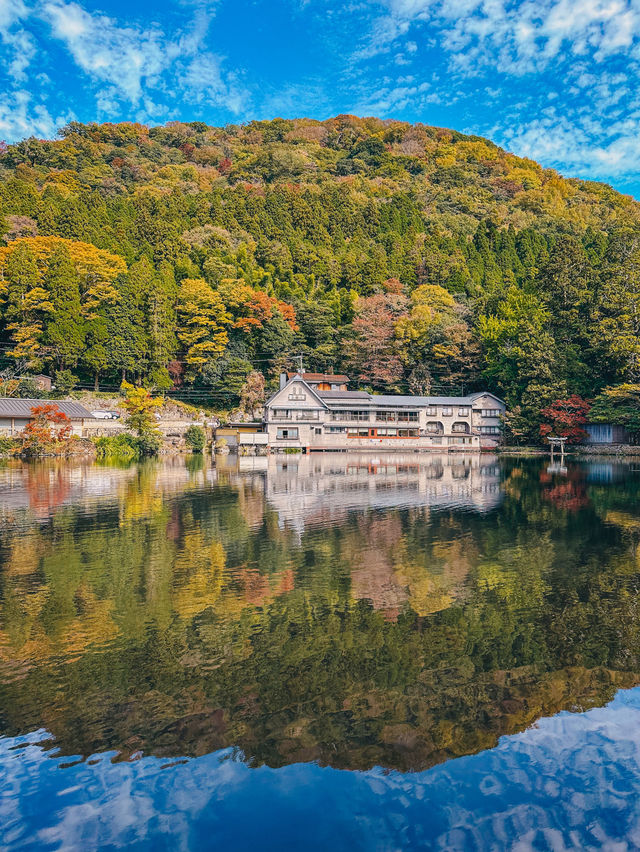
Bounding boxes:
[1,115,640,439]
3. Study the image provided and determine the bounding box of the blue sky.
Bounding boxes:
[2,0,640,196]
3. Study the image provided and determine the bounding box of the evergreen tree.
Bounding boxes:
[42,244,85,369]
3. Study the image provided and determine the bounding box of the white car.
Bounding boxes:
[92,410,121,420]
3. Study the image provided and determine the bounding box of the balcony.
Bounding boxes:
[271,410,320,422]
[424,421,444,436]
[451,422,471,434]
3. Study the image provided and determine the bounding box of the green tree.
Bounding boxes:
[590,384,640,441]
[2,243,53,365]
[42,244,85,369]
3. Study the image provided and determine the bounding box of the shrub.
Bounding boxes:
[134,431,163,456]
[0,436,17,456]
[94,433,139,461]
[19,404,72,458]
[185,424,206,452]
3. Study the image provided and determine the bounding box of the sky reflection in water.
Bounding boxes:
[1,453,640,850]
[3,688,640,851]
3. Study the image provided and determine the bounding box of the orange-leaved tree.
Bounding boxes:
[20,404,73,457]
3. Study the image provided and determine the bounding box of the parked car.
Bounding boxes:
[91,410,121,420]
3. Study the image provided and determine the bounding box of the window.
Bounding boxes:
[442,407,453,416]
[452,422,470,433]
[276,428,299,440]
[288,390,307,401]
[326,426,346,433]
[480,425,500,435]
[331,410,369,422]
[425,406,437,416]
[425,422,443,434]
[272,409,292,420]
[481,409,501,417]
[347,428,369,437]
[458,407,470,416]
[448,436,471,445]
[295,410,319,421]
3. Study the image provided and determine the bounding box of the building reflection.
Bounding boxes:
[215,452,503,534]
[1,455,640,777]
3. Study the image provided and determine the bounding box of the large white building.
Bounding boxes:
[264,373,506,452]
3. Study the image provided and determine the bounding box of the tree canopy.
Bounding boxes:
[2,116,640,436]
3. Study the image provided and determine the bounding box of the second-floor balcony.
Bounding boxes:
[424,421,445,436]
[329,410,370,422]
[451,422,471,434]
[270,410,321,422]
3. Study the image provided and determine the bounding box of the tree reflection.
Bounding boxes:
[1,456,640,772]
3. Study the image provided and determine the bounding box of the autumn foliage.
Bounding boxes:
[20,404,73,457]
[539,396,591,444]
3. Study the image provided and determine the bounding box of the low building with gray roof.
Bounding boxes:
[0,398,95,436]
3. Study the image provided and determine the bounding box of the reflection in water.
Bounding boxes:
[4,687,640,850]
[1,453,640,848]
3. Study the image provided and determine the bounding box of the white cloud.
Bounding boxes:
[0,0,248,141]
[42,1,188,104]
[352,0,640,181]
[0,0,36,83]
[0,88,71,140]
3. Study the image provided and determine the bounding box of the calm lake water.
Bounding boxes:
[2,452,640,850]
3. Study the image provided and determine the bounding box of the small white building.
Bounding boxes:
[264,374,505,452]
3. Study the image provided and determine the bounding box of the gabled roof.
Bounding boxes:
[265,375,329,408]
[468,391,506,406]
[0,398,95,419]
[265,379,506,410]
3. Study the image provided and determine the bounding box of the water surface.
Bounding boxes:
[1,453,640,850]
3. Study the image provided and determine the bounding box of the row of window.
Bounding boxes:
[272,409,320,421]
[272,407,502,422]
[426,406,469,416]
[274,427,495,441]
[347,428,419,438]
[374,411,419,422]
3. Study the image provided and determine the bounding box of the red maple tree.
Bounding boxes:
[20,405,73,457]
[539,395,590,444]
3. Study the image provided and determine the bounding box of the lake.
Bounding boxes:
[2,452,640,850]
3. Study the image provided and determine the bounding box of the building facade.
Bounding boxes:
[0,398,95,436]
[264,374,505,452]
[584,423,631,444]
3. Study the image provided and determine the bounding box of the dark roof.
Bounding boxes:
[0,398,95,419]
[318,391,370,400]
[266,376,506,410]
[287,372,349,383]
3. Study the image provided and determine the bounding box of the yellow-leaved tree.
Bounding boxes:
[0,237,127,370]
[176,278,230,378]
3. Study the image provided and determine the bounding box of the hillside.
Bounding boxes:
[1,115,640,438]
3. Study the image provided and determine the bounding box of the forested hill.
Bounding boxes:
[1,115,640,439]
